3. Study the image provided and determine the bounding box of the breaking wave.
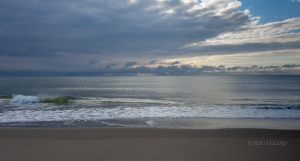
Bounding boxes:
[1,94,300,125]
[9,95,78,104]
[10,95,39,104]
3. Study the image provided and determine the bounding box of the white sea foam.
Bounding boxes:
[0,105,300,123]
[146,120,157,126]
[76,97,179,105]
[10,95,40,104]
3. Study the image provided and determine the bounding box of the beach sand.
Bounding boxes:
[1,128,300,161]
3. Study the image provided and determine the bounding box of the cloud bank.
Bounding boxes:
[2,63,299,76]
[0,0,299,73]
[0,0,251,58]
[104,63,300,75]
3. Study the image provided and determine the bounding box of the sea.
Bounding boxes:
[0,76,300,129]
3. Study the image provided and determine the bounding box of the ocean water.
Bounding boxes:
[0,76,300,128]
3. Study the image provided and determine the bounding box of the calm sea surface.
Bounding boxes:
[0,76,300,128]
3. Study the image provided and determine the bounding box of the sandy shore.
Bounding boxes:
[1,128,300,161]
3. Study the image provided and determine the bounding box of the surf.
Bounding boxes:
[9,95,78,104]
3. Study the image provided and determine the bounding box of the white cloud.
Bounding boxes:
[186,18,300,47]
[182,17,300,57]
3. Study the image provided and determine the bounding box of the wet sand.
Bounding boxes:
[1,128,300,161]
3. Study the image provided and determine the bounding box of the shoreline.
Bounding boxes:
[1,128,300,161]
[1,127,300,139]
[1,118,300,129]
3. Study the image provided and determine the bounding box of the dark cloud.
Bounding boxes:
[109,63,118,67]
[104,63,118,70]
[218,65,226,69]
[1,0,299,73]
[150,60,158,64]
[282,64,300,68]
[0,0,251,58]
[102,63,299,75]
[123,61,138,68]
[1,64,300,76]
[251,65,258,69]
[264,65,281,70]
[86,60,99,68]
[172,61,181,65]
[104,65,112,70]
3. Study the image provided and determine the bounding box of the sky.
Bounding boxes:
[0,0,300,76]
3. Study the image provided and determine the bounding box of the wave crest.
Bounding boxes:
[10,95,78,104]
[11,95,40,103]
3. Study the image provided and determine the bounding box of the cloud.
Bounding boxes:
[150,60,158,64]
[172,61,181,65]
[86,59,100,69]
[184,18,300,54]
[0,0,251,58]
[104,63,118,70]
[1,0,299,73]
[133,63,300,75]
[104,65,112,70]
[123,61,138,68]
[282,63,300,68]
[2,63,299,76]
